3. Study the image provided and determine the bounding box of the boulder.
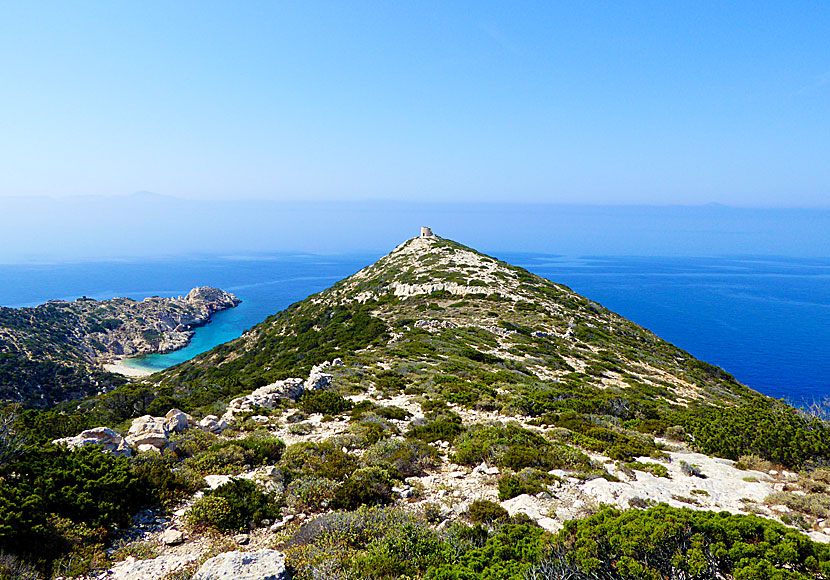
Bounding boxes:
[192,549,287,580]
[165,408,193,434]
[306,364,333,390]
[199,415,229,434]
[159,528,185,546]
[126,415,169,449]
[53,427,131,457]
[204,474,234,490]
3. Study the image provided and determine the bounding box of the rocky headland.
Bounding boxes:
[0,286,239,405]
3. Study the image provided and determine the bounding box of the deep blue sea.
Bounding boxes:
[1,253,828,405]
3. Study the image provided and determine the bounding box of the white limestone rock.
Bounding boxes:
[126,415,169,449]
[165,408,194,434]
[227,378,305,413]
[159,528,185,546]
[52,427,131,457]
[500,494,560,533]
[199,415,229,434]
[192,549,287,580]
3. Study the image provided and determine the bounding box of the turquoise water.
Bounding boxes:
[2,253,828,404]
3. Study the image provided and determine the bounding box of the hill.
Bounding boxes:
[158,234,757,418]
[6,233,830,579]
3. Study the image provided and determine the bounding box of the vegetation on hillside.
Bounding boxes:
[3,236,830,577]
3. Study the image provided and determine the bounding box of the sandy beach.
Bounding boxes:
[104,357,156,378]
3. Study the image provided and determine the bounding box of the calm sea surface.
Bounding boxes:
[1,252,828,405]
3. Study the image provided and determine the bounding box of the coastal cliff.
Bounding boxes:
[0,286,239,406]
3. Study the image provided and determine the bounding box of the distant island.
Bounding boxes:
[0,286,239,406]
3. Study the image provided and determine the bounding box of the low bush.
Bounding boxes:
[0,445,149,574]
[453,421,591,472]
[625,461,669,478]
[282,441,358,481]
[533,504,830,580]
[426,523,549,580]
[363,438,439,478]
[348,413,400,447]
[766,492,830,519]
[285,476,338,512]
[466,499,509,525]
[333,467,395,510]
[188,478,278,532]
[299,390,353,415]
[132,455,203,507]
[286,506,445,580]
[682,400,830,468]
[188,432,285,475]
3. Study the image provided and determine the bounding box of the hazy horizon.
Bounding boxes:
[2,194,829,264]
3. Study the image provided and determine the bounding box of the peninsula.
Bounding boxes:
[0,286,239,406]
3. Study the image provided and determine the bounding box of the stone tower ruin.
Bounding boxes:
[420,226,436,238]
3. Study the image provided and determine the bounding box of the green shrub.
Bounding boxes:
[350,522,448,579]
[426,523,548,580]
[467,499,509,525]
[765,492,830,519]
[285,476,338,512]
[349,413,400,446]
[132,455,203,507]
[682,400,830,468]
[299,390,353,415]
[351,401,410,421]
[333,467,395,510]
[364,438,439,477]
[188,478,278,532]
[282,441,358,481]
[0,445,149,573]
[189,432,285,475]
[169,428,217,458]
[375,372,407,394]
[453,421,591,472]
[286,506,443,579]
[406,408,464,443]
[536,504,830,580]
[626,461,669,478]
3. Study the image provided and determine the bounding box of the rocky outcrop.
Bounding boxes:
[199,415,229,434]
[192,549,287,580]
[126,415,170,452]
[1,287,239,366]
[52,427,131,457]
[54,408,204,456]
[226,378,305,414]
[224,359,344,418]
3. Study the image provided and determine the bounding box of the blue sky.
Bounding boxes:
[1,2,828,206]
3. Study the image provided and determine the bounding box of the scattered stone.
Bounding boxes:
[234,533,250,545]
[199,415,229,434]
[192,549,288,580]
[159,528,185,546]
